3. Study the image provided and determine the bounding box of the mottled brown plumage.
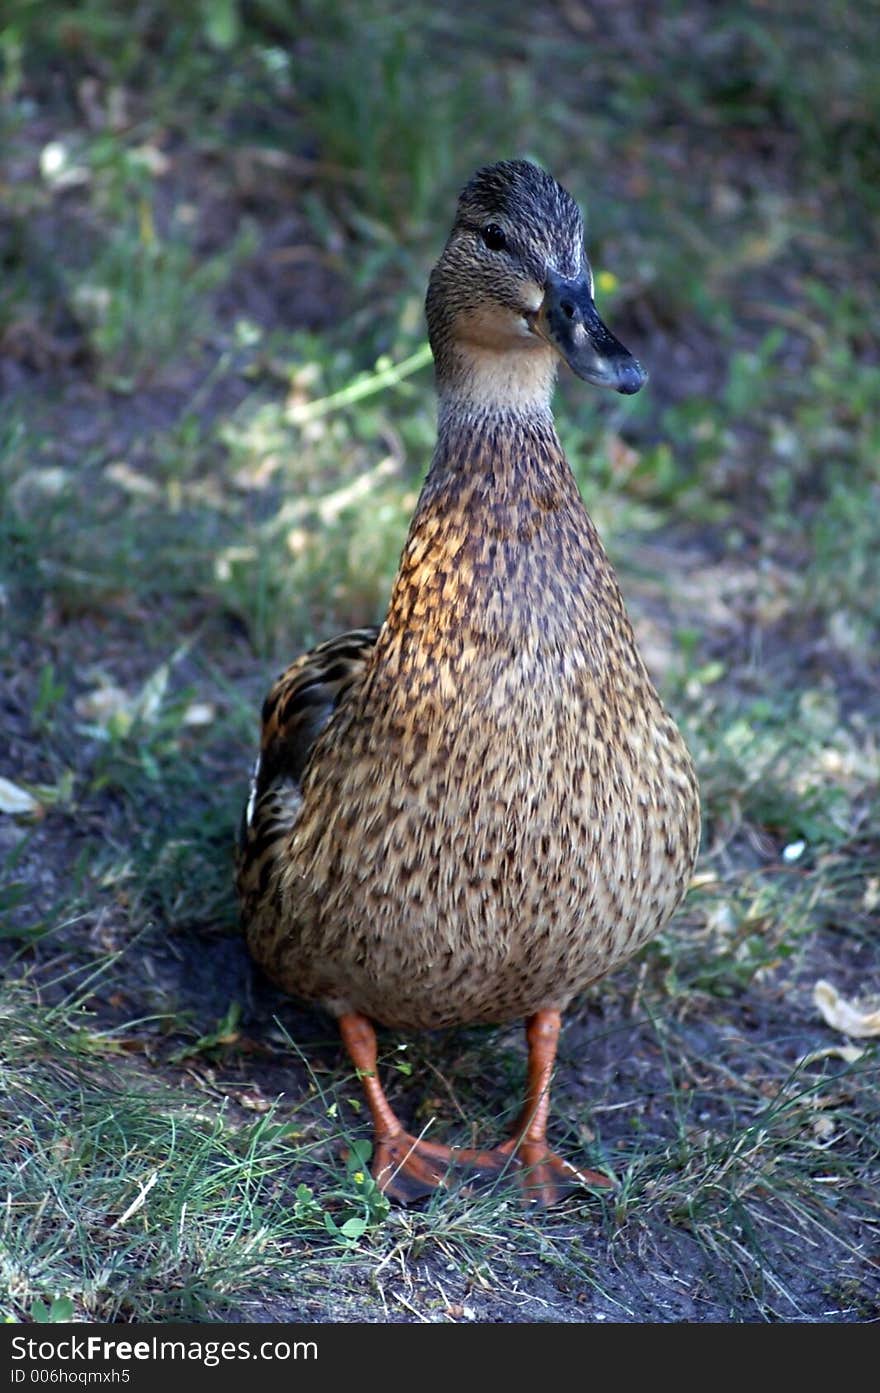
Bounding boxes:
[237,160,700,1205]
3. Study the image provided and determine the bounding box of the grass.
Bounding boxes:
[1,0,879,1324]
[3,953,876,1322]
[2,981,326,1321]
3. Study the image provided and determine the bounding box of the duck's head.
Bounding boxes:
[426,160,646,410]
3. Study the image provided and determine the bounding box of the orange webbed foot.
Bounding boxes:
[338,1009,613,1210]
[449,1136,613,1207]
[499,1138,613,1207]
[371,1131,455,1203]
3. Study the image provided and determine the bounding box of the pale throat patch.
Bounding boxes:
[446,283,558,410]
[447,342,559,414]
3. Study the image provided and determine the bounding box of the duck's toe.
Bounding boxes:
[504,1140,614,1207]
[436,1136,614,1207]
[372,1132,455,1204]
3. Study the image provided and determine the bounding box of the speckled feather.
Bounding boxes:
[236,161,700,1036]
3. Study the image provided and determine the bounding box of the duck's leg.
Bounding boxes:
[337,1009,612,1208]
[473,1009,615,1206]
[337,1012,456,1203]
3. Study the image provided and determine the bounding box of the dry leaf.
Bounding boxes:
[182,701,215,726]
[0,776,41,816]
[105,461,161,499]
[75,686,131,725]
[236,1091,271,1113]
[813,980,880,1038]
[9,466,71,516]
[798,1044,864,1067]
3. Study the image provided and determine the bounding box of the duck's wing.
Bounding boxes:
[236,626,380,905]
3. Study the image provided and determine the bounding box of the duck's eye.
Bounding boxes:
[480,223,508,252]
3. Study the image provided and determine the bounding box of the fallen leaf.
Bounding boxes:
[236,1091,271,1113]
[75,685,131,725]
[9,466,71,516]
[0,777,42,816]
[798,1044,864,1067]
[814,980,880,1038]
[182,701,215,726]
[105,461,161,499]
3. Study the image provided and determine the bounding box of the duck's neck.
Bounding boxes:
[426,390,576,510]
[377,389,599,657]
[434,341,559,422]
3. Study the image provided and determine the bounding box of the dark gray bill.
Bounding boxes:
[538,268,647,395]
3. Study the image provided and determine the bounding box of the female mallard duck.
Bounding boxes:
[237,160,700,1206]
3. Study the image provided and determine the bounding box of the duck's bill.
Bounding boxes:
[531,269,647,395]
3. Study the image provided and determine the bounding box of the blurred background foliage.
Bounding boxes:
[2,0,878,650]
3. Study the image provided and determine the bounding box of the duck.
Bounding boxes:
[236,160,701,1207]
